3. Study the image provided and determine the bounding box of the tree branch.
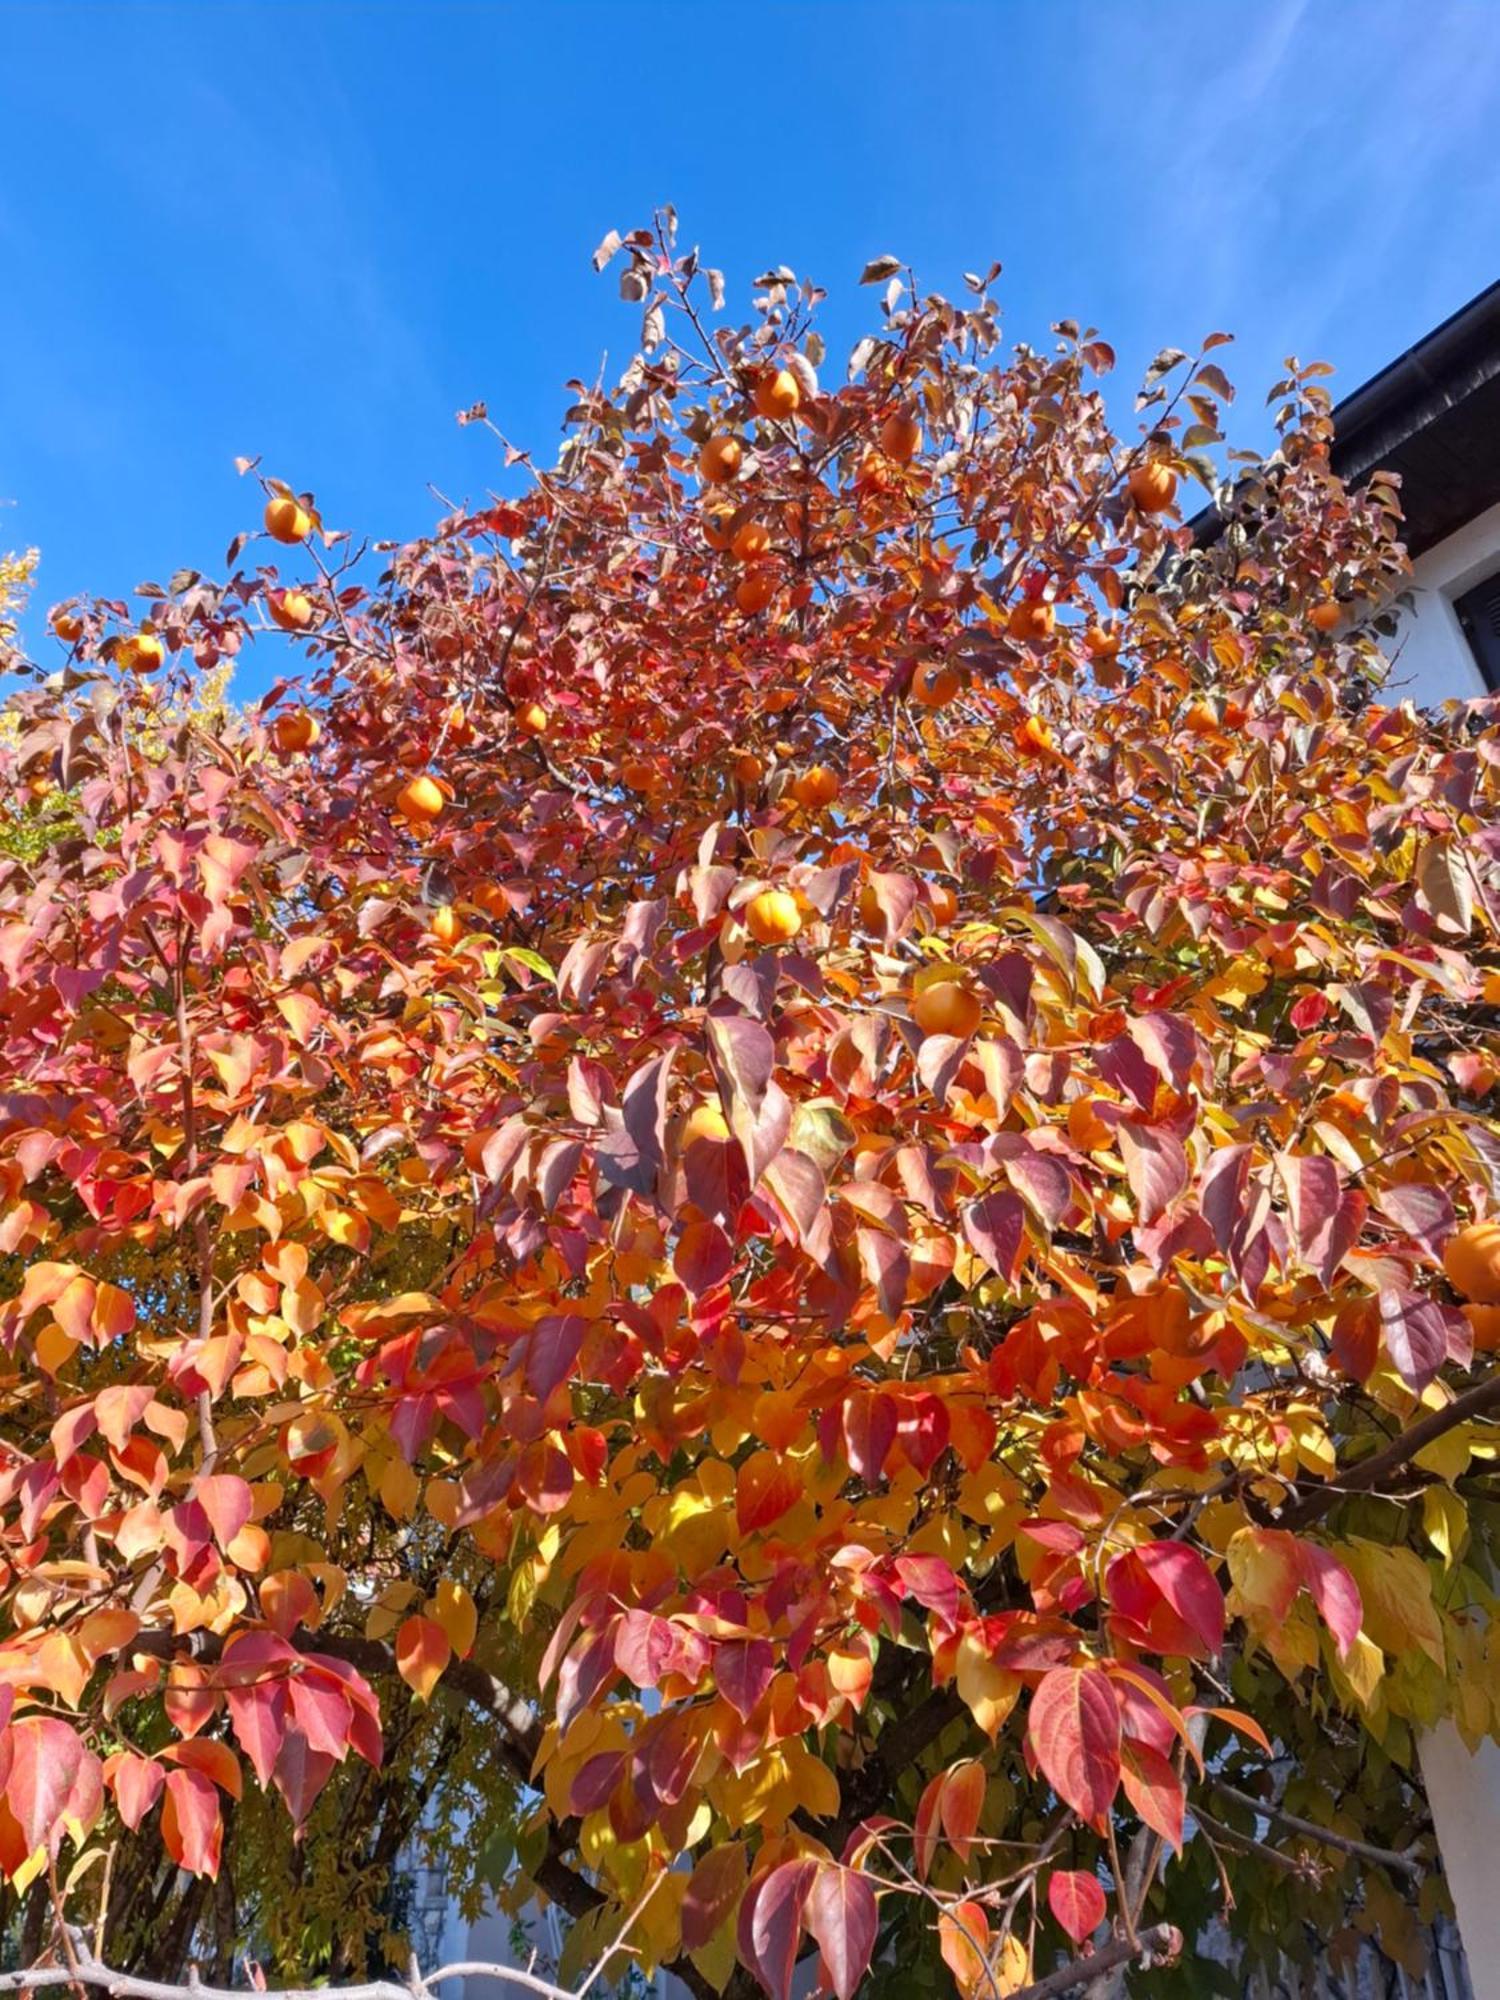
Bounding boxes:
[0,1951,566,2000]
[1279,1369,1500,1530]
[1005,1923,1181,2000]
[1210,1782,1422,1877]
[824,1686,965,1847]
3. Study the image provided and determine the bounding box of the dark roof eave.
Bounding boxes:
[1191,277,1500,558]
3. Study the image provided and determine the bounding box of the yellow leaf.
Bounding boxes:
[1329,1629,1385,1711]
[379,1455,420,1521]
[955,1627,1021,1740]
[1226,1527,1300,1627]
[1414,1424,1472,1482]
[32,1631,89,1707]
[1422,1488,1467,1568]
[1342,1540,1445,1668]
[431,1579,477,1658]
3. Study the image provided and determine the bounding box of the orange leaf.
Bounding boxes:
[396,1614,451,1700]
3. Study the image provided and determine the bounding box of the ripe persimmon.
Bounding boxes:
[273,709,320,755]
[735,568,777,615]
[683,1100,731,1146]
[928,882,959,926]
[1015,714,1059,759]
[1444,1220,1500,1304]
[443,703,476,746]
[792,764,839,810]
[1464,1303,1500,1351]
[754,368,802,421]
[912,661,961,709]
[1008,600,1054,643]
[51,610,83,644]
[1128,461,1177,513]
[734,750,766,786]
[745,889,802,944]
[269,589,315,632]
[118,630,166,674]
[699,435,743,485]
[731,519,771,563]
[703,504,737,552]
[396,773,446,824]
[264,494,312,544]
[911,973,982,1039]
[1308,599,1342,634]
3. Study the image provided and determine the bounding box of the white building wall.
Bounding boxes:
[1379,498,1500,707]
[1389,502,1500,2000]
[1420,1727,1500,2000]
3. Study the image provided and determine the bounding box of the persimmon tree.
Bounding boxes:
[3,212,1500,2000]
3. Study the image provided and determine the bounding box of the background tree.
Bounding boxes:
[0,213,1496,2000]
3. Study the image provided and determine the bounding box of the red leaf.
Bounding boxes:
[271,1730,335,1824]
[1028,1666,1121,1826]
[525,1313,587,1398]
[596,1049,674,1197]
[738,1858,815,2000]
[1120,1740,1185,1853]
[674,1218,733,1296]
[615,1610,679,1689]
[109,1752,164,1832]
[225,1679,288,1789]
[1379,1290,1461,1390]
[162,1767,222,1877]
[707,1014,791,1182]
[1277,1152,1341,1279]
[287,1673,354,1759]
[843,1390,896,1483]
[717,1637,776,1721]
[961,1190,1024,1279]
[893,1554,961,1631]
[1119,1123,1188,1223]
[194,1473,254,1550]
[1048,1868,1106,1944]
[804,1863,878,2000]
[1297,1543,1362,1660]
[938,1759,985,1861]
[682,1842,748,1949]
[1134,1542,1225,1657]
[570,1750,626,1815]
[736,1451,801,1535]
[5,1716,84,1855]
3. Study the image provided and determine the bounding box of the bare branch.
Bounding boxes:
[0,1951,565,2000]
[1280,1370,1500,1530]
[1004,1922,1181,2000]
[1210,1782,1423,1877]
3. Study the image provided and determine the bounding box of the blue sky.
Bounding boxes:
[3,0,1500,691]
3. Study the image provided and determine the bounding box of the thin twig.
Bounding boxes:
[1210,1783,1422,1877]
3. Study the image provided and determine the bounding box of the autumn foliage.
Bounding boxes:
[2,214,1498,1997]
